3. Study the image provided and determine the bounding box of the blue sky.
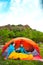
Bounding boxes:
[0,0,43,32]
[0,0,10,13]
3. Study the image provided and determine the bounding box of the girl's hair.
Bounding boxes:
[11,42,14,45]
[8,42,14,47]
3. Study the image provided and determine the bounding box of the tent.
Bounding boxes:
[2,37,42,60]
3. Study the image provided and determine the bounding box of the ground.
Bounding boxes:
[0,43,43,65]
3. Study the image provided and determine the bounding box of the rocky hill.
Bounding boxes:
[0,24,43,45]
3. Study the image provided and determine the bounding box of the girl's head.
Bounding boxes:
[11,42,15,46]
[20,44,23,47]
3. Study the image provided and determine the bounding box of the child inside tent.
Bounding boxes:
[2,42,15,60]
[16,44,28,54]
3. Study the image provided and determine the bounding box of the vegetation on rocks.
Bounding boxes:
[0,24,43,45]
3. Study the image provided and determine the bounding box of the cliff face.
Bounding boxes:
[0,24,31,30]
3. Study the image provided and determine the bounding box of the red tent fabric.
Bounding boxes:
[2,37,40,54]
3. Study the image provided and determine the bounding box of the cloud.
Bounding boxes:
[0,0,43,32]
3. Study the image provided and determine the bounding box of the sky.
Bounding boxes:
[0,0,43,32]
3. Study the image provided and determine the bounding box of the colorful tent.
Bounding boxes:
[2,37,42,60]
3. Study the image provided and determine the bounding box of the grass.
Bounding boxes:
[0,44,43,65]
[38,43,43,58]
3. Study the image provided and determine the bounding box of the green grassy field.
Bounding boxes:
[0,44,43,65]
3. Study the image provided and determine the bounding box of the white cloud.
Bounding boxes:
[0,0,43,32]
